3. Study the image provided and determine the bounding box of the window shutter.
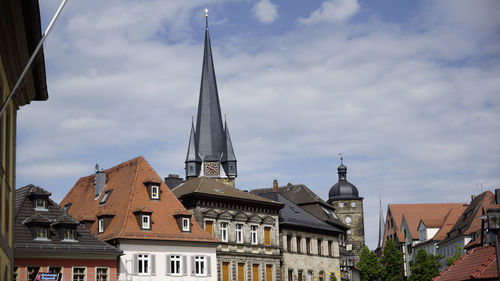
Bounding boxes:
[191,256,196,275]
[183,255,188,276]
[206,256,211,276]
[133,254,138,274]
[166,255,171,275]
[150,255,156,275]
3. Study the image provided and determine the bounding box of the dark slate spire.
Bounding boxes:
[195,15,225,162]
[185,11,237,179]
[222,116,237,177]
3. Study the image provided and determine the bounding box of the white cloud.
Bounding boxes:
[252,0,278,24]
[297,0,360,26]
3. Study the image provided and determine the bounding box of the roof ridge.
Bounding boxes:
[116,156,142,238]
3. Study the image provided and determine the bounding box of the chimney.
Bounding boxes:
[94,164,106,196]
[164,174,184,190]
[496,189,500,204]
[273,180,278,192]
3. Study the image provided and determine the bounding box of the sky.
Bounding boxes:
[16,0,500,250]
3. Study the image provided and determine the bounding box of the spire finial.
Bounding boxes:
[339,152,344,165]
[204,8,209,29]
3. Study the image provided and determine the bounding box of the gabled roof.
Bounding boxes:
[387,203,468,242]
[433,245,498,281]
[257,192,344,234]
[438,191,495,246]
[417,204,468,242]
[173,177,281,206]
[60,156,218,243]
[14,185,121,256]
[250,183,347,230]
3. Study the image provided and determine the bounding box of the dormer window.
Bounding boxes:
[63,228,77,241]
[35,198,47,211]
[98,218,105,233]
[35,227,49,240]
[63,203,72,212]
[151,185,159,199]
[142,215,151,230]
[182,217,190,232]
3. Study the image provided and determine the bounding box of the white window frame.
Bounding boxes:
[142,215,150,230]
[195,256,206,276]
[34,227,49,241]
[339,202,344,208]
[138,254,150,275]
[98,218,104,233]
[236,223,244,244]
[220,222,229,242]
[351,202,356,207]
[151,185,159,199]
[251,225,258,245]
[63,228,77,241]
[170,255,182,276]
[96,267,109,281]
[72,266,86,281]
[182,218,190,232]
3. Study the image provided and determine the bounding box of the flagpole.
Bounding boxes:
[0,0,69,117]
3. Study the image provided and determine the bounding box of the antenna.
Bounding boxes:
[95,164,99,173]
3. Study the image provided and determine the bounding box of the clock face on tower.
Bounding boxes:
[205,161,219,176]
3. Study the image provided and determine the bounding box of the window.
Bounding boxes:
[96,268,108,281]
[100,190,112,204]
[252,264,260,281]
[13,266,19,281]
[328,241,333,256]
[73,267,86,281]
[288,270,293,281]
[35,227,48,240]
[98,218,105,233]
[236,223,243,243]
[251,225,258,245]
[195,256,206,275]
[264,227,271,246]
[220,222,228,242]
[347,229,352,235]
[297,236,301,253]
[298,270,303,281]
[339,202,344,208]
[151,185,159,199]
[286,235,292,252]
[205,220,214,235]
[306,238,311,254]
[318,239,322,255]
[142,215,150,229]
[138,254,150,274]
[48,267,62,279]
[171,255,181,275]
[35,198,47,210]
[63,228,76,241]
[27,267,40,281]
[351,202,356,208]
[182,217,190,232]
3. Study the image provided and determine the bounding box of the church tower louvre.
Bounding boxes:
[185,12,237,185]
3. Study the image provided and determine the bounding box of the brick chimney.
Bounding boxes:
[273,180,278,192]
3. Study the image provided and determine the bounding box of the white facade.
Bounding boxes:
[117,239,217,281]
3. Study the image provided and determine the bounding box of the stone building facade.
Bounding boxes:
[173,177,283,281]
[327,158,365,267]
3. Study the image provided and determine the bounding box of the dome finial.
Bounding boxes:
[339,152,344,165]
[204,8,209,29]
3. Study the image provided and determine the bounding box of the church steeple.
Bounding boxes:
[185,11,237,181]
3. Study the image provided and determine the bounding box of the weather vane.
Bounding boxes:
[204,8,209,18]
[339,152,344,164]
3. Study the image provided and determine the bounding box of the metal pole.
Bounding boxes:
[0,0,69,117]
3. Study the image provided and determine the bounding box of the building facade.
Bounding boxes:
[173,177,283,281]
[257,191,344,281]
[14,185,121,281]
[1,1,48,280]
[327,158,365,265]
[61,157,219,281]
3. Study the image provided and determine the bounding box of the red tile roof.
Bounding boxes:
[433,245,498,281]
[60,156,218,243]
[388,203,467,242]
